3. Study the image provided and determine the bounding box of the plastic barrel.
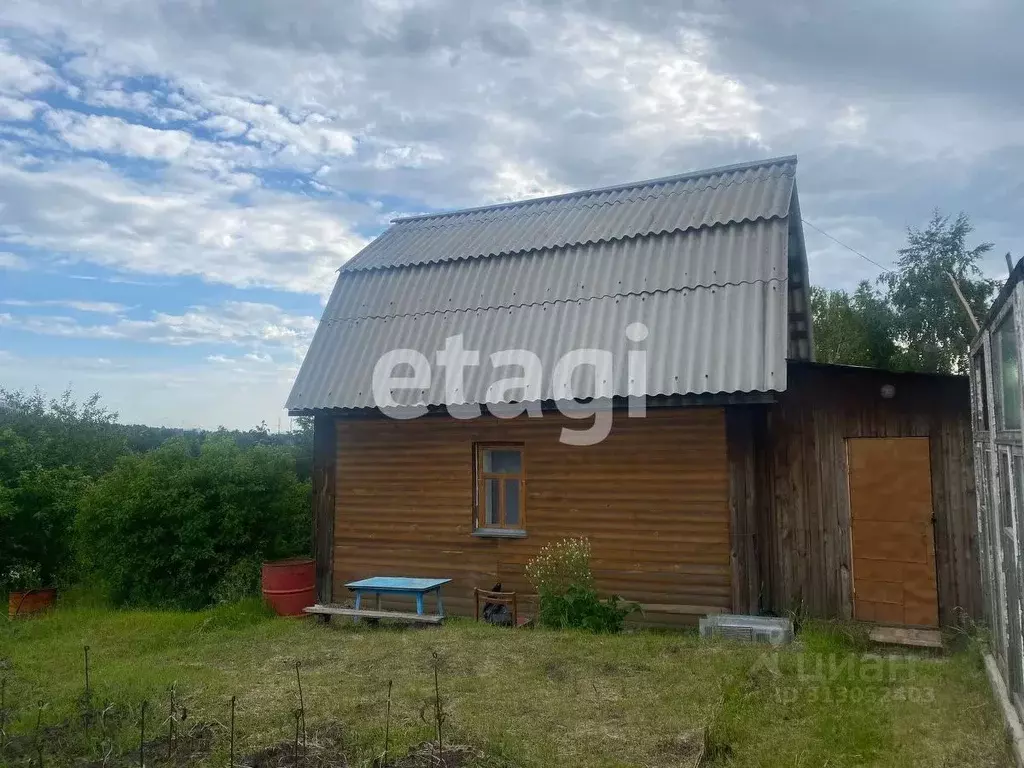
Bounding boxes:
[8,588,57,618]
[261,558,316,616]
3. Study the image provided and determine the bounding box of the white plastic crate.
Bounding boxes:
[699,614,794,645]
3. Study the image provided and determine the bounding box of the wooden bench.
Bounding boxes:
[308,576,452,625]
[304,604,445,625]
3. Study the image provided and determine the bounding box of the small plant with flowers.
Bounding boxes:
[526,537,635,633]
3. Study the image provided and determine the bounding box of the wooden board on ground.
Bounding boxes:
[869,625,943,649]
[638,603,729,616]
[304,604,444,624]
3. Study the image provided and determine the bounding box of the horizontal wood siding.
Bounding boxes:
[333,408,730,622]
[763,363,981,626]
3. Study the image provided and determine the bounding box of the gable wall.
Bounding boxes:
[329,408,731,623]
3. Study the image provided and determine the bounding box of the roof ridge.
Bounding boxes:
[387,166,795,233]
[321,276,788,324]
[342,213,789,273]
[390,155,798,225]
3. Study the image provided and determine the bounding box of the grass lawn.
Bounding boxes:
[0,600,1012,767]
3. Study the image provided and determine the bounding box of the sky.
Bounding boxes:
[0,0,1022,429]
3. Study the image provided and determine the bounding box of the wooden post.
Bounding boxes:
[312,414,337,605]
[947,272,980,333]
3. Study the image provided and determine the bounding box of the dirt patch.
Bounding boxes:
[121,723,217,767]
[654,729,707,766]
[242,723,348,768]
[545,661,569,682]
[389,741,485,767]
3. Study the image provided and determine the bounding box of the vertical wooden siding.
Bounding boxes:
[332,408,731,620]
[761,363,981,625]
[311,414,337,604]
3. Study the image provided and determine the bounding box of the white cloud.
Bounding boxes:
[0,300,317,354]
[0,44,56,95]
[48,111,194,160]
[1,298,129,313]
[200,114,248,138]
[0,155,366,293]
[0,252,30,270]
[827,105,868,145]
[0,95,43,121]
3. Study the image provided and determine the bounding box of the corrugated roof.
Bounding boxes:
[344,156,796,271]
[288,155,804,412]
[289,281,787,409]
[325,220,788,321]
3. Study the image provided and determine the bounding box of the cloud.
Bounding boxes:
[1,298,129,313]
[0,300,317,353]
[0,95,43,121]
[0,155,367,293]
[0,43,56,94]
[48,111,194,160]
[0,252,29,270]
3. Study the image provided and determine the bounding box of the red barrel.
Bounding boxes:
[8,588,57,618]
[261,558,316,616]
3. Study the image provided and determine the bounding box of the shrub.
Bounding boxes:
[213,557,262,604]
[526,537,634,633]
[1,465,90,591]
[76,437,310,609]
[525,537,594,594]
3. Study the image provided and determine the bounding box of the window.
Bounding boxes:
[475,444,525,531]
[996,314,1022,430]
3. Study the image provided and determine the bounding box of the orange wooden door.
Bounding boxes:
[848,437,939,627]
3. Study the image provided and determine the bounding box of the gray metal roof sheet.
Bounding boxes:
[324,220,788,321]
[287,281,787,410]
[288,156,802,411]
[343,156,796,271]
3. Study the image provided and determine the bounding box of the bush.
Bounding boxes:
[1,465,90,591]
[526,537,634,633]
[76,437,310,609]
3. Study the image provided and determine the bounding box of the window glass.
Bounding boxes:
[504,480,521,526]
[998,315,1022,430]
[484,449,522,474]
[1015,455,1024,539]
[484,479,501,525]
[1002,451,1014,529]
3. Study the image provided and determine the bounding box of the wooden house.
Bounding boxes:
[288,156,981,627]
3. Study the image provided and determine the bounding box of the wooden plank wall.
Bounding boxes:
[330,408,731,623]
[312,414,337,603]
[726,407,764,614]
[760,362,981,625]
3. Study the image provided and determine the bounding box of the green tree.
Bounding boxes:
[0,388,125,477]
[811,281,899,369]
[881,211,998,374]
[76,437,311,608]
[1,467,89,588]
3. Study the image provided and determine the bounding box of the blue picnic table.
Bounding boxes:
[345,576,452,618]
